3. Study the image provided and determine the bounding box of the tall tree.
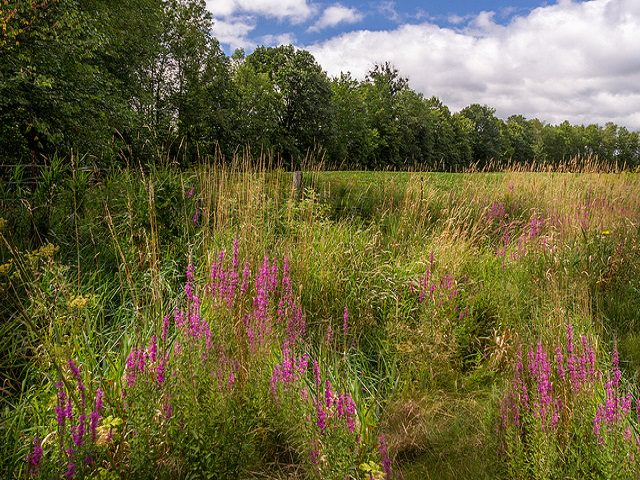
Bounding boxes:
[243,45,333,166]
[328,73,375,168]
[460,104,504,167]
[363,62,408,168]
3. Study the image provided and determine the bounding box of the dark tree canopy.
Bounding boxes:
[1,2,639,171]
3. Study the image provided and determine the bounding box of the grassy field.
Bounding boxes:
[1,166,640,478]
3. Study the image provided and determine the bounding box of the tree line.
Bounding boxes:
[2,0,639,171]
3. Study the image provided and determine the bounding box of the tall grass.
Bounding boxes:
[1,157,639,478]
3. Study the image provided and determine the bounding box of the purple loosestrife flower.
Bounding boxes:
[555,346,565,379]
[55,381,68,427]
[326,324,333,344]
[89,388,104,442]
[316,402,327,433]
[309,448,319,464]
[126,348,140,387]
[71,414,86,447]
[587,345,596,378]
[161,314,170,345]
[162,397,173,419]
[343,307,349,338]
[594,405,604,445]
[210,259,219,297]
[313,360,321,387]
[149,335,157,363]
[240,261,251,295]
[232,237,239,269]
[186,262,195,286]
[68,360,86,408]
[65,460,77,479]
[252,256,271,346]
[156,359,166,385]
[324,380,334,409]
[379,434,393,479]
[342,394,357,433]
[65,397,73,422]
[551,399,561,430]
[268,260,278,293]
[27,436,43,475]
[286,305,306,346]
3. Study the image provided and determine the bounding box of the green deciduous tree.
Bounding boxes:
[243,45,333,166]
[460,104,504,167]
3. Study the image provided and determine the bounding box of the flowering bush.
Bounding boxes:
[30,241,389,478]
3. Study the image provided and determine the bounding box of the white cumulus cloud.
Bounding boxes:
[308,4,364,32]
[307,0,640,129]
[211,16,257,50]
[206,0,315,23]
[260,33,297,46]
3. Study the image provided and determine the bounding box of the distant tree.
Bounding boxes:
[362,62,409,168]
[328,73,375,168]
[460,104,504,167]
[505,115,536,163]
[243,45,333,167]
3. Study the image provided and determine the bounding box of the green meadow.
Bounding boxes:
[2,165,640,478]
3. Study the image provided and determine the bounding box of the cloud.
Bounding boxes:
[376,1,400,23]
[206,0,315,23]
[307,0,640,129]
[260,33,297,46]
[308,4,364,32]
[211,16,257,50]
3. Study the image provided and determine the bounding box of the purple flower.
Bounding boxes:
[312,360,321,387]
[343,307,349,338]
[156,359,166,385]
[555,346,565,379]
[55,381,68,427]
[310,448,319,464]
[316,403,327,433]
[324,380,334,408]
[67,360,86,408]
[89,388,104,442]
[71,414,86,447]
[27,436,43,475]
[379,434,392,479]
[65,459,76,479]
[149,335,157,363]
[161,314,170,345]
[240,261,251,295]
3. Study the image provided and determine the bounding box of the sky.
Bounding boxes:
[207,0,640,129]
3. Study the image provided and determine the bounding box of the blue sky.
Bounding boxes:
[208,1,561,53]
[207,0,640,129]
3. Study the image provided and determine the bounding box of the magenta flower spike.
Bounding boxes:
[379,434,393,479]
[89,388,104,442]
[343,307,349,338]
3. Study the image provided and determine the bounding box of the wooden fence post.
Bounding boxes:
[292,170,303,200]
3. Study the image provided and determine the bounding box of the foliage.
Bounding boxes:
[2,3,639,170]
